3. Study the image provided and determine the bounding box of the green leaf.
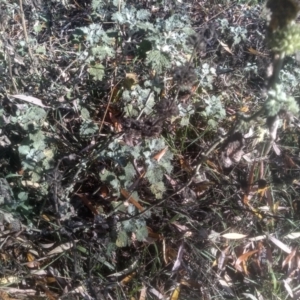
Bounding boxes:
[112,11,126,24]
[146,50,171,74]
[26,149,45,162]
[105,242,117,260]
[159,159,173,174]
[36,46,46,54]
[80,121,98,137]
[18,145,30,155]
[123,85,155,116]
[110,178,121,192]
[122,220,135,232]
[150,181,166,199]
[180,115,190,126]
[116,230,129,247]
[145,164,164,184]
[147,138,165,152]
[136,9,151,21]
[100,170,116,182]
[33,22,43,33]
[29,169,42,182]
[42,148,55,169]
[136,226,148,241]
[16,106,47,131]
[124,162,136,182]
[88,63,105,80]
[22,159,35,171]
[18,192,28,201]
[29,131,46,150]
[91,45,115,60]
[80,107,90,121]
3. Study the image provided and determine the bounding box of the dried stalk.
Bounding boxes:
[19,0,34,62]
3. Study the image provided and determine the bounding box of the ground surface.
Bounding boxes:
[1,0,300,299]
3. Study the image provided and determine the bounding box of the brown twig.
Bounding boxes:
[98,80,122,134]
[6,51,18,93]
[19,0,34,63]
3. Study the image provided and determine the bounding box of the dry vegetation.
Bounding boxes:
[1,0,300,299]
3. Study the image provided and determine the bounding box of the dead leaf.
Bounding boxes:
[41,214,51,222]
[165,246,178,264]
[222,233,247,240]
[0,288,36,298]
[10,94,50,108]
[239,106,249,112]
[120,189,144,212]
[193,181,214,197]
[235,250,258,274]
[0,276,19,285]
[268,116,279,141]
[282,248,297,269]
[0,291,17,300]
[284,153,298,168]
[26,252,39,268]
[221,132,244,167]
[30,270,47,276]
[124,73,139,90]
[37,283,59,300]
[170,284,181,300]
[39,242,56,249]
[46,277,57,284]
[264,187,273,208]
[218,279,234,297]
[206,159,220,172]
[139,285,147,300]
[164,174,177,189]
[27,252,35,261]
[268,235,291,254]
[218,39,233,55]
[26,260,40,268]
[248,204,263,219]
[171,222,189,232]
[283,279,294,298]
[153,146,168,162]
[272,142,281,155]
[172,243,184,272]
[180,279,201,288]
[247,47,267,57]
[147,227,162,240]
[178,155,193,174]
[47,241,76,256]
[248,235,267,242]
[258,205,288,212]
[99,185,110,198]
[108,110,123,133]
[285,232,300,239]
[149,287,165,299]
[121,272,136,285]
[21,180,40,188]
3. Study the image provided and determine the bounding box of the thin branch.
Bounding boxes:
[6,52,18,93]
[19,0,34,62]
